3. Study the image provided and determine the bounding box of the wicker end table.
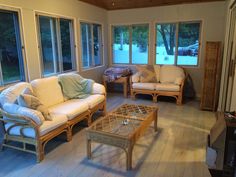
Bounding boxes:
[86,104,158,170]
[103,76,129,98]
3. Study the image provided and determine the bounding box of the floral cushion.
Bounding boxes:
[136,65,157,83]
[17,94,52,121]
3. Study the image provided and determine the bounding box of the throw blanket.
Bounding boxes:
[103,66,132,82]
[58,73,94,99]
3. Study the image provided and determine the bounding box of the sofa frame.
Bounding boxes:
[130,75,186,105]
[0,99,106,162]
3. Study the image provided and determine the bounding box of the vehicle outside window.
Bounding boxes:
[156,21,201,66]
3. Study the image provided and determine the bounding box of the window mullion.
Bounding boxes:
[13,13,25,81]
[99,25,103,65]
[111,26,114,64]
[85,24,90,67]
[0,59,4,85]
[36,15,44,77]
[91,24,95,67]
[129,26,132,64]
[175,23,179,66]
[50,18,58,74]
[69,21,76,69]
[56,18,63,73]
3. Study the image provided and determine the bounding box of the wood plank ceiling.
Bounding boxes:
[79,0,225,10]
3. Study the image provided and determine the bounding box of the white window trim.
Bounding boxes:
[78,19,105,71]
[154,20,203,68]
[111,23,150,65]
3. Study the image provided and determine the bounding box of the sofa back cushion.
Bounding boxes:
[31,76,64,108]
[153,65,161,82]
[160,65,185,84]
[0,82,32,107]
[136,65,157,83]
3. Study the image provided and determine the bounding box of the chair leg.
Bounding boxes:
[36,142,44,163]
[101,102,107,116]
[131,91,136,100]
[0,140,5,151]
[102,108,106,116]
[87,115,92,126]
[153,94,157,103]
[66,126,72,142]
[177,95,183,105]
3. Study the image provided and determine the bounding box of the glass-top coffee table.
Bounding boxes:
[86,104,158,170]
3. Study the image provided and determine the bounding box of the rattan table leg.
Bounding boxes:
[127,145,134,170]
[154,110,158,132]
[124,79,128,98]
[87,139,92,159]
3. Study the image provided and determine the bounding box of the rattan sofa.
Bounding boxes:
[0,75,106,162]
[130,65,186,105]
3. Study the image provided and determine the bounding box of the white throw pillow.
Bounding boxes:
[3,103,44,126]
[92,83,106,95]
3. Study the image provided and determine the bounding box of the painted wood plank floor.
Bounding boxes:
[0,93,216,177]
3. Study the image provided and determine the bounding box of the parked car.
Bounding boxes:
[178,43,198,56]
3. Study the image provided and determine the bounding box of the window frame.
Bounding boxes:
[111,23,150,65]
[35,12,77,77]
[79,20,104,71]
[155,20,202,67]
[0,6,27,86]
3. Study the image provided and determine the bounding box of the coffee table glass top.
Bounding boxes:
[90,114,142,136]
[111,104,157,119]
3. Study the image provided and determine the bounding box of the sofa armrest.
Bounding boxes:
[0,108,40,137]
[178,74,187,95]
[131,72,141,83]
[92,83,106,95]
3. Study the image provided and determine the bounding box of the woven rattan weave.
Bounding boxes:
[86,104,158,170]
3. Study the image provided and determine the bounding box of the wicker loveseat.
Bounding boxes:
[0,75,106,162]
[130,65,186,105]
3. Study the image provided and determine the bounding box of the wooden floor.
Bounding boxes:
[0,93,216,177]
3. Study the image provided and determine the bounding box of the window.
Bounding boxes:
[112,24,149,64]
[156,21,201,66]
[80,22,103,69]
[37,14,76,76]
[0,9,25,85]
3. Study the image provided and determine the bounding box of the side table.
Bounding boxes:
[103,76,129,98]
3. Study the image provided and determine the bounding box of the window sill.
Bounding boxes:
[112,63,148,65]
[81,65,105,72]
[42,70,78,78]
